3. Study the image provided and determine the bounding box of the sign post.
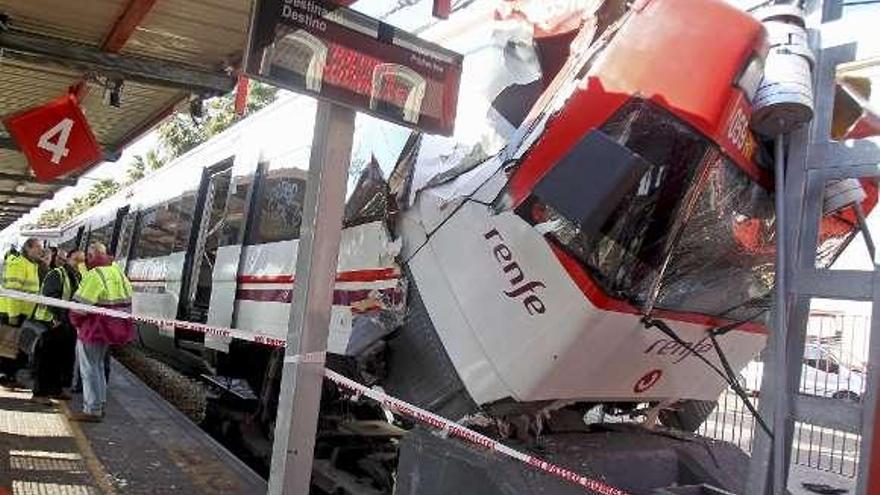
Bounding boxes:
[243,1,461,493]
[267,101,354,495]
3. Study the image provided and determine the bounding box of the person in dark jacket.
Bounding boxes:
[30,248,79,402]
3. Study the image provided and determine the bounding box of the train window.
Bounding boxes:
[131,193,196,259]
[246,170,306,245]
[58,235,78,253]
[133,206,175,259]
[88,222,115,249]
[219,172,254,247]
[168,193,197,252]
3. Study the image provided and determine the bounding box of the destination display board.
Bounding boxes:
[244,0,463,136]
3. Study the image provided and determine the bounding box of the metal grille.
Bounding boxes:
[700,310,871,478]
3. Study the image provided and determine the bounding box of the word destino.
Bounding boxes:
[484,228,546,316]
[281,0,343,31]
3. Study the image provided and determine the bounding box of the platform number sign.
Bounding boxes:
[37,118,75,164]
[3,94,102,182]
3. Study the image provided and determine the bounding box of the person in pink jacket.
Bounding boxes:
[68,242,134,422]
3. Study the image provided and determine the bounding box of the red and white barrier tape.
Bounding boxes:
[0,288,285,347]
[0,288,631,495]
[325,368,631,495]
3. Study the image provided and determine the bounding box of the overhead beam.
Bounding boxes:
[0,29,235,95]
[102,0,159,52]
[0,200,39,207]
[0,190,53,200]
[0,172,77,187]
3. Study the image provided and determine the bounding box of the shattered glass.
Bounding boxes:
[520,99,777,322]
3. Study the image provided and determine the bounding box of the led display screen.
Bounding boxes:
[245,0,463,136]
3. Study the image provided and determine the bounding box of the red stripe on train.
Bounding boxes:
[236,287,404,308]
[549,244,768,335]
[130,268,400,285]
[238,268,400,284]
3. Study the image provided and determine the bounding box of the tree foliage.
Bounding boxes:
[32,82,278,229]
[158,82,278,158]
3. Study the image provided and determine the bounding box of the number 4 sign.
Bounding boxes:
[3,94,102,182]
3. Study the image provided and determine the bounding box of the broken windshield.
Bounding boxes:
[519,99,775,322]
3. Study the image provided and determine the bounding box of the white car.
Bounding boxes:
[740,343,865,401]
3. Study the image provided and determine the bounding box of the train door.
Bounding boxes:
[203,154,262,352]
[179,159,234,322]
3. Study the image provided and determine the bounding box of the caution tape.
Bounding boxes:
[0,287,631,495]
[0,288,285,347]
[325,368,631,495]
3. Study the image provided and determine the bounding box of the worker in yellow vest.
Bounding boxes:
[0,239,43,385]
[0,248,20,324]
[1,239,42,325]
[30,248,80,402]
[68,242,134,422]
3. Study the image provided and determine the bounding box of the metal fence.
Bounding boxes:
[698,310,871,478]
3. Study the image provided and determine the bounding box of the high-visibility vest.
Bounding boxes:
[74,264,133,308]
[0,255,40,319]
[33,267,72,323]
[0,254,17,317]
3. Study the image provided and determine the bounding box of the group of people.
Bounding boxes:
[0,239,135,422]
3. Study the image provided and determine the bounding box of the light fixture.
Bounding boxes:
[107,78,124,108]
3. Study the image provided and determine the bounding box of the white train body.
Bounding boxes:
[398,154,766,404]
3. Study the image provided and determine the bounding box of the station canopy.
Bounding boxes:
[0,0,380,229]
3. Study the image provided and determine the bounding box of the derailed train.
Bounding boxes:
[18,0,876,493]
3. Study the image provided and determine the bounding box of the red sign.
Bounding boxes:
[3,94,102,183]
[633,369,663,394]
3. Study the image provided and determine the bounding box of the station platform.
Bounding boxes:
[0,361,266,494]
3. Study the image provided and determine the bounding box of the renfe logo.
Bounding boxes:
[484,228,546,316]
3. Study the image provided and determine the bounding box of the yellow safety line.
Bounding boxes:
[58,401,118,495]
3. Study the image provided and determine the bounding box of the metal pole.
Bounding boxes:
[267,101,356,495]
[858,239,880,494]
[854,202,876,264]
[772,133,789,494]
